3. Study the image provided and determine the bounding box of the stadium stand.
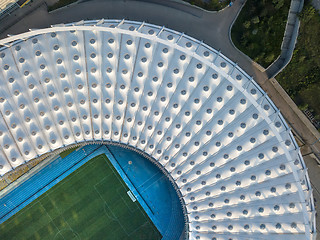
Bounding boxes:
[0,0,30,20]
[0,144,102,223]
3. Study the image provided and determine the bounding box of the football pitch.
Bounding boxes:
[0,154,162,240]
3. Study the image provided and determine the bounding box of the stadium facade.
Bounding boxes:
[0,19,316,239]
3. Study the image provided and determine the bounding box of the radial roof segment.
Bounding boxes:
[0,19,316,239]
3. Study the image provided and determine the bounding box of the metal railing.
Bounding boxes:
[0,1,19,21]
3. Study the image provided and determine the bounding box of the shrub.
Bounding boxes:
[231,0,290,67]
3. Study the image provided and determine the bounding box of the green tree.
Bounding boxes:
[299,5,316,22]
[243,21,251,29]
[273,0,285,10]
[265,53,275,64]
[299,103,309,111]
[252,16,260,24]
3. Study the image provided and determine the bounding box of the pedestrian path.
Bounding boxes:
[265,0,304,78]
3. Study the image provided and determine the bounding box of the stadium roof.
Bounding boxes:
[0,19,316,239]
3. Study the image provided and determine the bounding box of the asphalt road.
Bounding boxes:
[312,0,320,11]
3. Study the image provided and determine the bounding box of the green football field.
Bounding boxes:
[0,154,162,240]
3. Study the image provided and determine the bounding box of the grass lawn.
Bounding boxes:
[60,147,78,159]
[231,0,290,68]
[183,0,229,11]
[0,154,161,240]
[277,1,320,124]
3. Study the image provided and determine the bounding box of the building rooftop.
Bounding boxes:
[0,19,316,239]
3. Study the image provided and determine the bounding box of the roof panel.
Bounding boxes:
[0,20,315,239]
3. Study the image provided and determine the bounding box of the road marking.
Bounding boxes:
[127,191,136,202]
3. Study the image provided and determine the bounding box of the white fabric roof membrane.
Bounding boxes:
[0,19,316,239]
